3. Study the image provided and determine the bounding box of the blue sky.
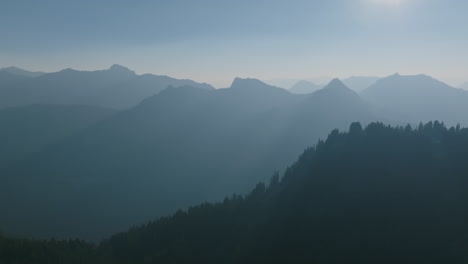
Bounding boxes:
[1,0,467,87]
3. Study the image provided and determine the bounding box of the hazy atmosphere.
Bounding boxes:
[1,0,467,87]
[1,1,468,263]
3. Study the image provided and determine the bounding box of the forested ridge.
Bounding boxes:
[2,121,468,263]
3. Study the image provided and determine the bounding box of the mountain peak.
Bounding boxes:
[309,77,360,102]
[230,77,278,90]
[323,78,349,91]
[376,73,445,86]
[108,64,136,75]
[2,66,21,71]
[295,80,314,86]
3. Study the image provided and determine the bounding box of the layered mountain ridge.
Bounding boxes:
[0,77,374,240]
[1,67,468,241]
[0,65,213,109]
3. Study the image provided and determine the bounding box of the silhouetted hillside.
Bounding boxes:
[102,121,468,263]
[310,78,364,104]
[362,74,468,126]
[0,78,373,240]
[2,121,468,263]
[289,80,322,94]
[305,78,372,122]
[0,65,213,109]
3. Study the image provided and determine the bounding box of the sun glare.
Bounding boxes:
[371,0,405,6]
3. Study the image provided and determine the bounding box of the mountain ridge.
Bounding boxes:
[362,73,468,125]
[0,65,214,109]
[2,71,468,241]
[0,66,46,78]
[0,78,373,240]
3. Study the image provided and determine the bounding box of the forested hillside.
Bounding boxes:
[2,121,468,263]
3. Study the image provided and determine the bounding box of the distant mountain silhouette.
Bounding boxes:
[342,76,380,92]
[0,66,45,78]
[0,78,373,240]
[230,77,289,92]
[287,78,374,144]
[315,78,356,94]
[262,78,303,89]
[268,77,380,94]
[289,80,322,94]
[0,65,214,109]
[308,78,370,110]
[0,105,114,169]
[362,73,468,126]
[107,64,136,75]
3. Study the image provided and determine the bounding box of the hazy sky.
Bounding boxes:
[1,0,467,87]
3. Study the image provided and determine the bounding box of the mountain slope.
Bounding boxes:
[307,78,372,121]
[282,78,374,151]
[2,122,468,264]
[0,65,214,109]
[100,121,468,264]
[0,71,30,90]
[0,105,115,168]
[362,74,468,125]
[0,78,373,240]
[310,78,365,103]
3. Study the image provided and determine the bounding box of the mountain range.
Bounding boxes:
[0,77,374,240]
[272,76,380,94]
[1,65,468,240]
[362,73,468,126]
[0,65,213,109]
